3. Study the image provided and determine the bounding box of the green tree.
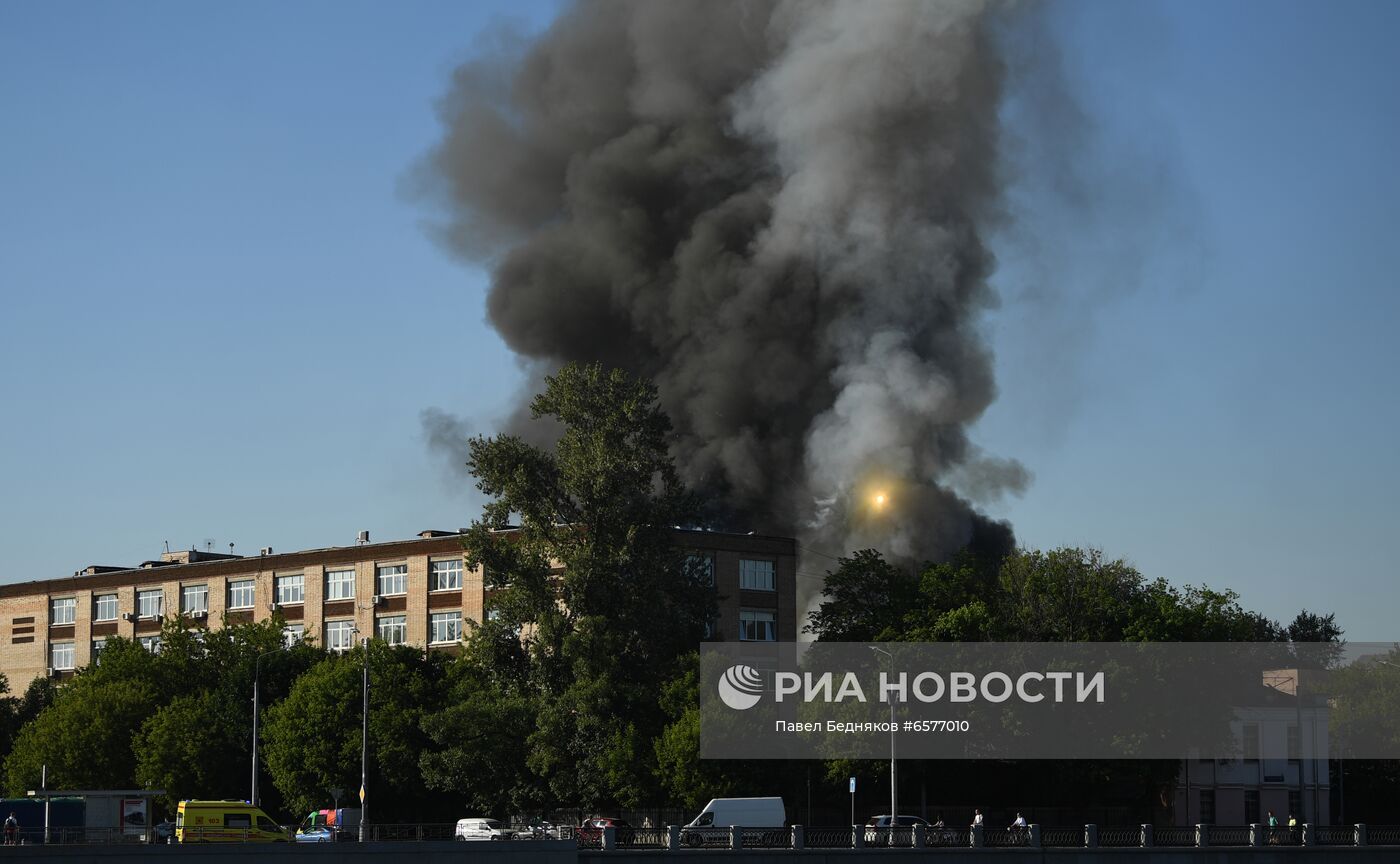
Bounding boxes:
[262,643,446,820]
[4,676,158,793]
[428,362,713,811]
[805,549,918,641]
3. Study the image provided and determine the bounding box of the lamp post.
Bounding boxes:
[870,646,897,826]
[251,647,283,807]
[359,635,370,842]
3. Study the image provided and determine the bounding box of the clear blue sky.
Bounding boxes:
[2,2,1396,639]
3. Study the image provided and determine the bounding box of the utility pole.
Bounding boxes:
[359,636,369,842]
[251,648,281,807]
[870,646,897,822]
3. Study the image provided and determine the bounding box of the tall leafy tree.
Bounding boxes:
[426,362,712,811]
[262,643,446,820]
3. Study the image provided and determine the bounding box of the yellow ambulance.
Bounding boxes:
[176,800,289,843]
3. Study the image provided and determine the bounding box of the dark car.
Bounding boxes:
[576,818,634,846]
[152,820,175,844]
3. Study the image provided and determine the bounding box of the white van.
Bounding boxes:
[454,818,514,841]
[682,798,785,847]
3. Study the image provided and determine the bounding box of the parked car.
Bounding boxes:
[295,808,360,843]
[454,818,514,841]
[523,821,561,839]
[576,817,634,845]
[864,814,929,847]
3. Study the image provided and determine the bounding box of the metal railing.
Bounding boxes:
[1098,827,1142,847]
[1207,825,1251,846]
[1040,826,1086,847]
[8,820,1400,849]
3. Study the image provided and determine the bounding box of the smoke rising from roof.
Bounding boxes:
[415,0,1031,569]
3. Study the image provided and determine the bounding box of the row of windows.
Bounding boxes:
[685,555,778,591]
[53,557,773,625]
[320,612,463,651]
[51,611,466,669]
[47,560,468,622]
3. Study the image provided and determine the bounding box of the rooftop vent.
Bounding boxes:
[357,530,370,545]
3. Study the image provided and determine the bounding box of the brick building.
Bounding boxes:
[0,528,797,689]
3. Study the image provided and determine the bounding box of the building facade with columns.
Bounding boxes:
[0,528,798,689]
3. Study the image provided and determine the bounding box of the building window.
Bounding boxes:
[94,593,118,622]
[139,635,161,655]
[91,638,106,662]
[1198,790,1215,825]
[50,597,76,625]
[687,553,715,586]
[739,559,775,591]
[275,573,304,605]
[1287,723,1300,761]
[430,559,462,591]
[326,568,355,601]
[375,563,407,596]
[228,580,255,610]
[430,611,462,644]
[739,608,777,641]
[137,588,164,619]
[282,624,304,648]
[50,641,75,671]
[181,584,208,615]
[377,615,407,646]
[1244,789,1260,825]
[325,620,356,652]
[1243,723,1260,761]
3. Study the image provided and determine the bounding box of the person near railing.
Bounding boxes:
[3,812,18,846]
[1287,813,1298,845]
[1267,810,1279,845]
[1010,812,1028,846]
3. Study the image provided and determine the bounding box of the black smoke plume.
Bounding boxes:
[415,0,1029,572]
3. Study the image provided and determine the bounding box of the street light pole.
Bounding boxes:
[359,636,370,842]
[870,646,897,824]
[251,648,282,807]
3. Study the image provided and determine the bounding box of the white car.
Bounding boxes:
[455,818,514,841]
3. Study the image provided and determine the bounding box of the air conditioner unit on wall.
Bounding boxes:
[193,610,208,620]
[371,595,383,607]
[45,667,54,678]
[120,612,134,621]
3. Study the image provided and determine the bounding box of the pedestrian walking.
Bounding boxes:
[1267,810,1279,844]
[971,809,983,828]
[3,812,18,846]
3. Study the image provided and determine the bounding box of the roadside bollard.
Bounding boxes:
[852,824,864,849]
[667,825,680,850]
[1084,824,1097,848]
[1356,824,1367,846]
[971,824,984,848]
[730,825,742,850]
[1195,823,1209,847]
[1302,823,1315,846]
[602,825,616,851]
[1029,824,1041,848]
[791,825,805,850]
[912,822,926,848]
[1249,823,1263,847]
[1140,823,1154,847]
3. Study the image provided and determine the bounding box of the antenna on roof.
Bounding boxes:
[164,540,170,553]
[229,542,235,555]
